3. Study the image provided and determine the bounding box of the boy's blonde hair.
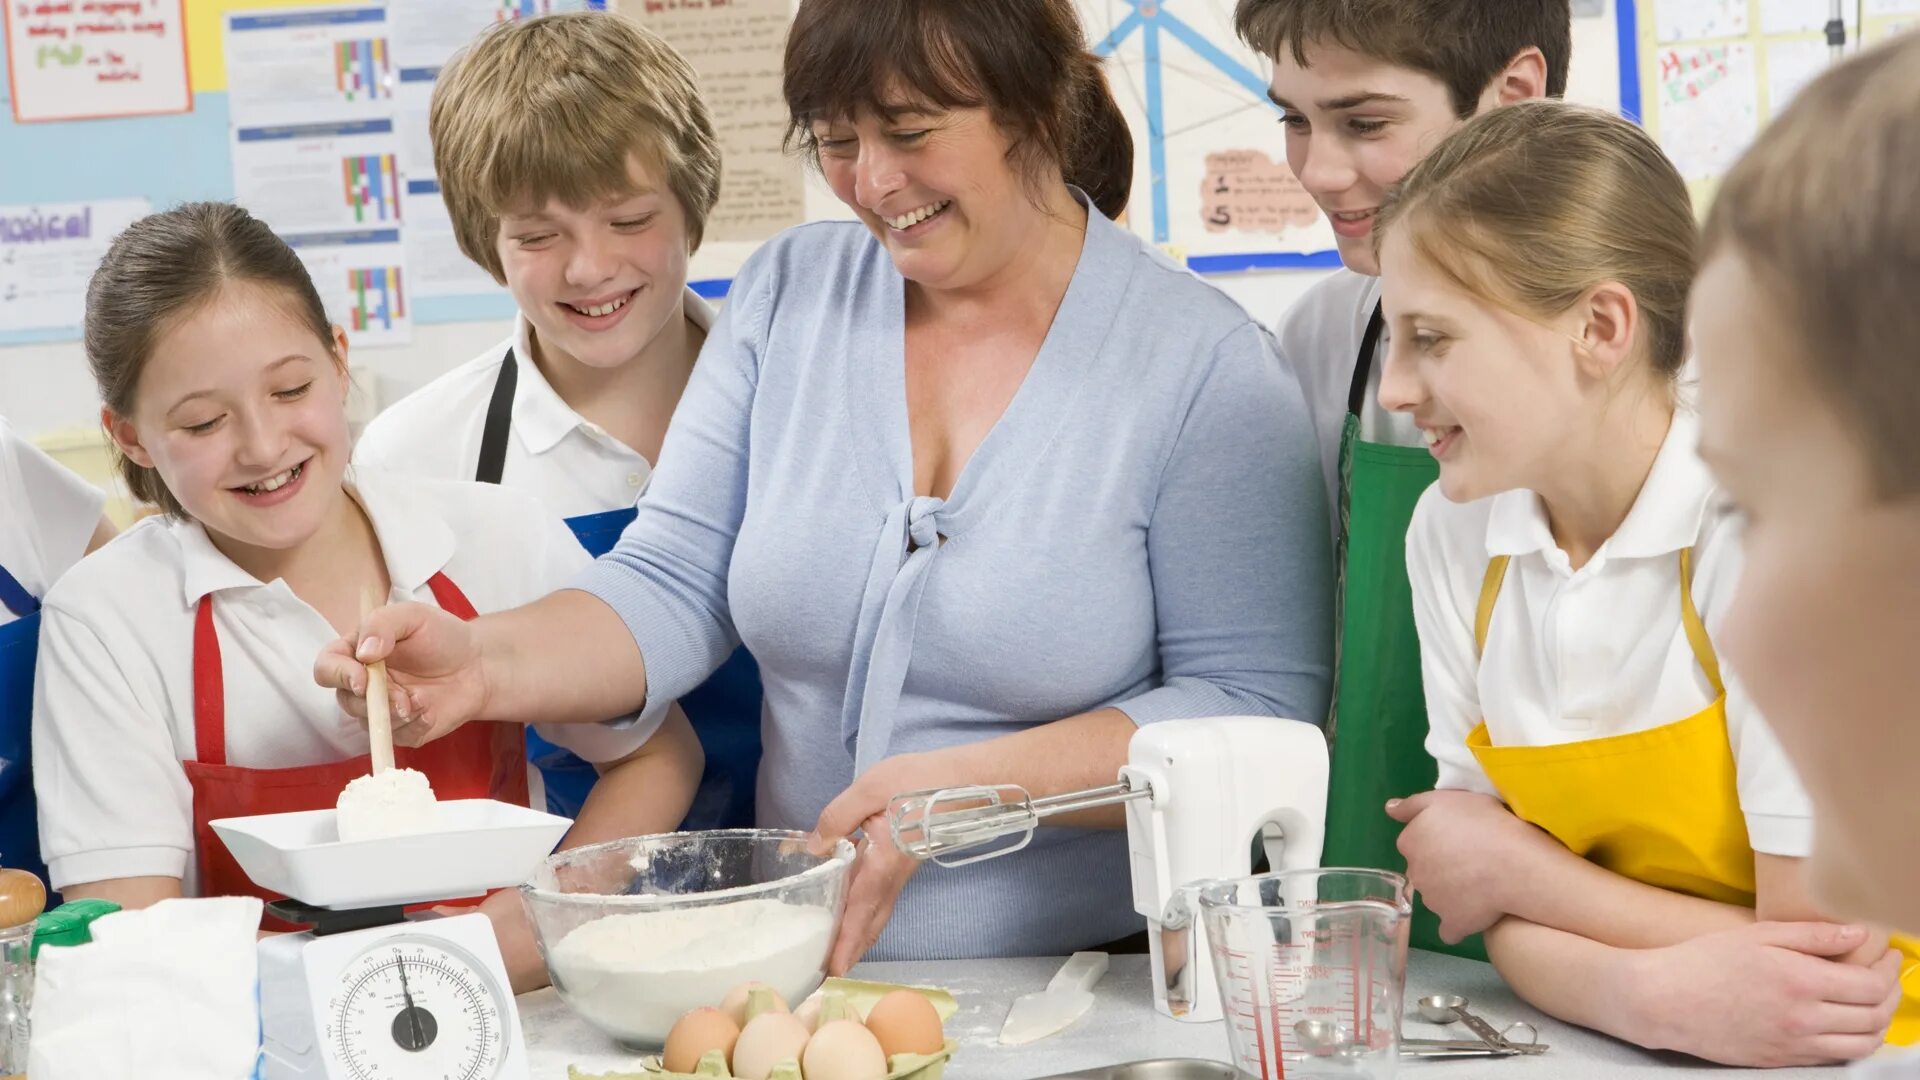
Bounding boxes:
[431,11,721,282]
[1376,101,1696,380]
[1701,33,1920,497]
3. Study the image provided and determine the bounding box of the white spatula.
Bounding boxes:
[999,951,1109,1046]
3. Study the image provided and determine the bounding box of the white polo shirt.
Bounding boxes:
[31,466,659,892]
[353,288,717,520]
[1404,411,1813,856]
[1275,268,1424,521]
[0,415,104,622]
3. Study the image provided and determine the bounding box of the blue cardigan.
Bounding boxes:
[580,196,1333,959]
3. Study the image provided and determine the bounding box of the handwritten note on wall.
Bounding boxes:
[1654,43,1758,180]
[632,0,804,244]
[0,198,150,330]
[1198,151,1320,237]
[3,0,189,122]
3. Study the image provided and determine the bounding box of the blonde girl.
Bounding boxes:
[1372,101,1910,1065]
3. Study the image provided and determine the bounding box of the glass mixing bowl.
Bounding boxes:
[520,829,855,1048]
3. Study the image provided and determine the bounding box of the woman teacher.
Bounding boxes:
[317,0,1332,969]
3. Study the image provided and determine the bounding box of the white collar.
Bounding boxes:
[175,467,455,605]
[1485,410,1715,562]
[509,285,717,455]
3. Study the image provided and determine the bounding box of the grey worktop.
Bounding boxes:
[524,951,1858,1079]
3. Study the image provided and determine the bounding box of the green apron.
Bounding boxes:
[1324,303,1483,959]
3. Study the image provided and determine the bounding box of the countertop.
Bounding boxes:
[523,951,1862,1079]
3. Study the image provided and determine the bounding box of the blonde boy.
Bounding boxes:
[357,11,720,515]
[355,12,759,829]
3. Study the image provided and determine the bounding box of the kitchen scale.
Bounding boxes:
[211,798,573,1080]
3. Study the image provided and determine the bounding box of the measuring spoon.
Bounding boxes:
[1413,994,1546,1054]
[1295,1021,1533,1061]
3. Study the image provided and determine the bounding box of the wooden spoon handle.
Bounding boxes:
[366,659,395,774]
[362,586,395,774]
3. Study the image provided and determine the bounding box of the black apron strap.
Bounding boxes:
[1347,301,1386,419]
[475,346,518,486]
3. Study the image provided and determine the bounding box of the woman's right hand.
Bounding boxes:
[313,601,491,748]
[1632,920,1902,1066]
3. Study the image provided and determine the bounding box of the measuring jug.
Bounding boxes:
[1197,869,1411,1079]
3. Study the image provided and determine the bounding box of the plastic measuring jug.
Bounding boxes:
[1197,868,1411,1079]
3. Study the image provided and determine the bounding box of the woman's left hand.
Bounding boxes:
[808,753,953,975]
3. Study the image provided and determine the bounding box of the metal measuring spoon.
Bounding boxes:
[1292,1020,1369,1061]
[1413,994,1548,1054]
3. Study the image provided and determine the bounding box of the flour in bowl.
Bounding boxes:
[547,898,836,1046]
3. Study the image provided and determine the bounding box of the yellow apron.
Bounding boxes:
[1467,550,1919,1045]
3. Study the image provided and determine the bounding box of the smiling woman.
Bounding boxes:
[312,0,1335,971]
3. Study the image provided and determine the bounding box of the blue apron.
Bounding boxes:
[478,348,762,829]
[0,561,50,889]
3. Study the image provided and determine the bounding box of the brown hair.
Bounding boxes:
[1376,101,1696,381]
[431,11,722,281]
[1701,33,1920,497]
[781,0,1132,220]
[83,202,334,518]
[1234,0,1572,116]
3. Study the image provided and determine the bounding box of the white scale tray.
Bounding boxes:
[211,798,572,909]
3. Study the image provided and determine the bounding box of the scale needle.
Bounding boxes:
[397,958,427,1051]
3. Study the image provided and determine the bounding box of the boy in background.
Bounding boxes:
[355,12,760,827]
[1230,0,1569,953]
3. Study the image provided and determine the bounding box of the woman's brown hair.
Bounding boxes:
[781,0,1133,220]
[1377,101,1697,382]
[84,202,334,518]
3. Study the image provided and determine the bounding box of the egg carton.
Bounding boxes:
[570,978,959,1080]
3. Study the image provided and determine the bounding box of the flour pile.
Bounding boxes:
[334,767,439,842]
[548,898,835,1045]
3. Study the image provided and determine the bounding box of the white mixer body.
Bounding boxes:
[1120,715,1329,1024]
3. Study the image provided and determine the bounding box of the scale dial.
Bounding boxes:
[322,933,512,1080]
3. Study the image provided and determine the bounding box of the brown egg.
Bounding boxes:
[794,990,865,1033]
[663,1007,740,1074]
[721,981,791,1027]
[801,1020,888,1080]
[862,990,944,1058]
[730,1010,813,1080]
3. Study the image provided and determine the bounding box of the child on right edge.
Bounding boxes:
[1686,32,1920,1076]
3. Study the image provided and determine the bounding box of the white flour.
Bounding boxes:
[333,767,437,842]
[548,899,835,1046]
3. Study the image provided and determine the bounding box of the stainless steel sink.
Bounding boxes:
[1038,1060,1238,1080]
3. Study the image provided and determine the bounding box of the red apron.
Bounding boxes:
[184,571,529,929]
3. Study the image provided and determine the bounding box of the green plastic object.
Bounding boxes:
[32,898,121,959]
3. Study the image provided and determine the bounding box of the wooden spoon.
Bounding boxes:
[363,588,395,774]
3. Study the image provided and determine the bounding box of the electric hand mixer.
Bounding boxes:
[888,715,1329,1023]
